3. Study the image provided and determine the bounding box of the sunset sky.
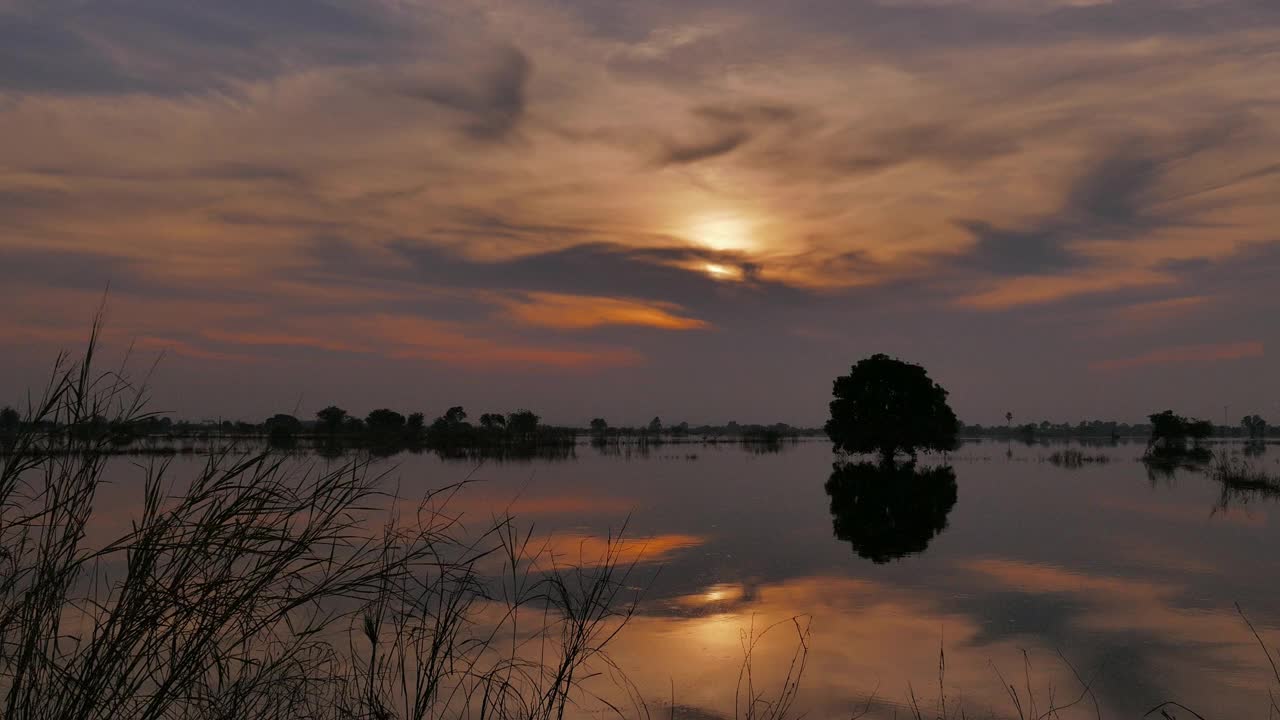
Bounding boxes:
[2,0,1278,425]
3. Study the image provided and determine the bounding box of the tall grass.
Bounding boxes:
[0,315,642,720]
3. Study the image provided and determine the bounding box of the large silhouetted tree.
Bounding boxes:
[824,354,959,462]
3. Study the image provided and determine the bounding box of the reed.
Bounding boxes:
[0,314,641,720]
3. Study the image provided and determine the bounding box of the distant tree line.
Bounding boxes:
[0,402,574,452]
[962,415,1277,441]
[584,416,821,444]
[0,402,824,453]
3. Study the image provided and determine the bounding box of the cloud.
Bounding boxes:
[380,240,776,308]
[501,292,710,331]
[649,103,800,166]
[134,336,257,364]
[1090,341,1264,371]
[407,46,532,141]
[2,0,1280,421]
[0,0,417,94]
[193,313,648,371]
[201,330,370,354]
[657,128,750,165]
[956,268,1174,309]
[956,121,1252,277]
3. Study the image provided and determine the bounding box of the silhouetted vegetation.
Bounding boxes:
[1147,410,1213,448]
[1046,449,1111,468]
[1211,452,1280,509]
[1140,410,1216,479]
[963,414,1280,442]
[0,314,658,720]
[824,461,959,563]
[825,354,959,462]
[316,404,348,433]
[964,419,1140,441]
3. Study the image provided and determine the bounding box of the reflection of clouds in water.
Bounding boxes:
[539,532,706,567]
[596,567,1275,719]
[596,576,1069,720]
[70,442,1280,719]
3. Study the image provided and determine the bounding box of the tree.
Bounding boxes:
[1148,410,1212,449]
[406,412,425,435]
[647,416,662,435]
[479,413,506,431]
[444,406,467,426]
[264,414,302,441]
[316,406,348,434]
[506,410,540,441]
[1187,419,1213,442]
[365,409,406,434]
[824,354,959,462]
[589,418,608,437]
[0,406,19,433]
[1242,414,1269,439]
[1005,411,1013,428]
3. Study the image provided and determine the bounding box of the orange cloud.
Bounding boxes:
[365,314,645,370]
[187,314,644,370]
[502,292,709,331]
[1090,341,1264,371]
[1117,295,1211,321]
[956,269,1174,310]
[202,329,371,354]
[962,558,1172,600]
[135,336,257,363]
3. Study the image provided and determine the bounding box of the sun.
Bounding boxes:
[701,262,744,281]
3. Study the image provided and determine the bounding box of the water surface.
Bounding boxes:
[98,438,1280,718]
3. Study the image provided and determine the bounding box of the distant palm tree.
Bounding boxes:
[1005,411,1013,429]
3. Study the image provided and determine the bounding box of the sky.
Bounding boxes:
[1,0,1278,426]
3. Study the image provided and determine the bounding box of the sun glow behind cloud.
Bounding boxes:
[685,213,758,253]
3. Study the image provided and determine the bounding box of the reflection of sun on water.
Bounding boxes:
[673,583,746,609]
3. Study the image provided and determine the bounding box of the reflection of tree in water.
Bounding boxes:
[824,462,958,564]
[1141,445,1211,487]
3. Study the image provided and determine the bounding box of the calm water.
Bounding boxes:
[99,439,1280,718]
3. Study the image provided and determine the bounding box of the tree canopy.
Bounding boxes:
[316,406,348,433]
[1242,414,1269,439]
[365,408,407,433]
[1148,410,1212,448]
[824,354,959,462]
